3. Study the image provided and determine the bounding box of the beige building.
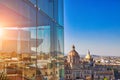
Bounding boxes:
[65,45,117,80]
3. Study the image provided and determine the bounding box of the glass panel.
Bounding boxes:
[37,26,51,80]
[29,0,36,5]
[0,27,37,80]
[0,0,38,79]
[19,27,37,79]
[57,26,64,55]
[37,0,64,26]
[38,0,54,19]
[56,26,64,79]
[0,0,36,27]
[0,0,64,80]
[58,0,64,26]
[37,26,50,54]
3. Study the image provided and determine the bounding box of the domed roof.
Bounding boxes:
[68,45,80,57]
[85,50,92,59]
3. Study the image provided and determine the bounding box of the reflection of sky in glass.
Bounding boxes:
[38,0,53,18]
[58,0,64,26]
[57,27,64,53]
[29,0,36,5]
[30,27,36,39]
[29,0,63,26]
[0,0,64,54]
[37,26,50,53]
[0,0,64,79]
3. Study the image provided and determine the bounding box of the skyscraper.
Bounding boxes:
[0,0,64,80]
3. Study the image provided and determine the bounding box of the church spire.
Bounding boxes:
[88,49,90,54]
[72,45,75,50]
[85,49,91,60]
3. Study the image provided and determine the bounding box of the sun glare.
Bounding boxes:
[0,25,4,37]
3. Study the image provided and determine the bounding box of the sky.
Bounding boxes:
[64,0,120,56]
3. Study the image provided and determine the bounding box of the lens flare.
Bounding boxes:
[0,25,3,36]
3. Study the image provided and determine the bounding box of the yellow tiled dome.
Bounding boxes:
[85,50,91,59]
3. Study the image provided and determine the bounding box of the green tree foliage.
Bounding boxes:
[104,77,108,80]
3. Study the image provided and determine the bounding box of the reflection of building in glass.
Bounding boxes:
[1,29,43,53]
[1,29,30,53]
[0,0,64,80]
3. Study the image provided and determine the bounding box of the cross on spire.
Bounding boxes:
[72,45,75,50]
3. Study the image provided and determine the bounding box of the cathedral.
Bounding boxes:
[64,45,116,80]
[65,45,94,80]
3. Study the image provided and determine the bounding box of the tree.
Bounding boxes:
[104,77,108,80]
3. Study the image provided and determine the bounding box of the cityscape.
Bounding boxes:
[65,45,120,80]
[0,0,120,80]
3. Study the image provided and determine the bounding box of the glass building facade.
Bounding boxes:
[0,0,64,80]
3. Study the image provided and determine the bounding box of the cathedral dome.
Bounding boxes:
[68,45,80,58]
[85,50,92,60]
